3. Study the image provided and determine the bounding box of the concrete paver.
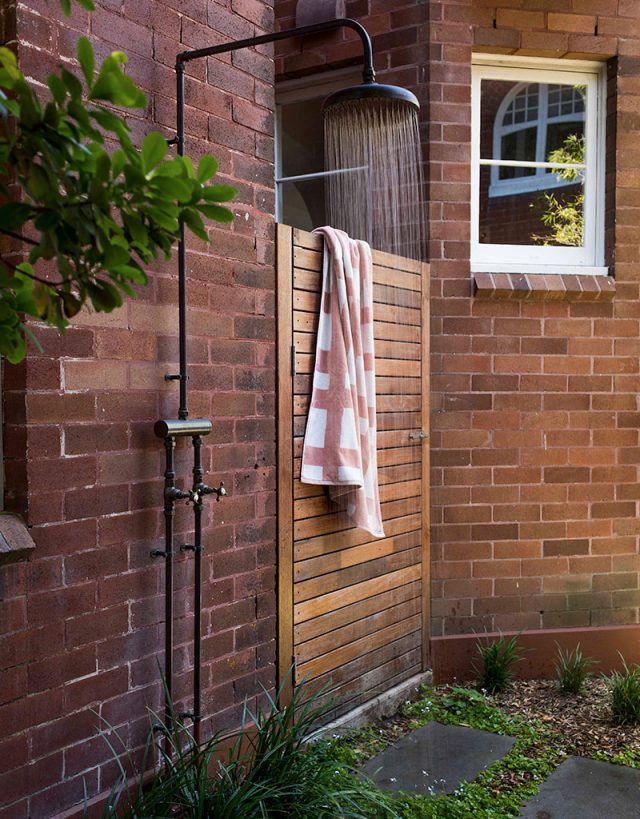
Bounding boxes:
[518,755,640,819]
[361,720,516,796]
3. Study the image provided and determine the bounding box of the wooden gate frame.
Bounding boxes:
[276,223,430,701]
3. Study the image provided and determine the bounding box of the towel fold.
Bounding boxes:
[300,226,384,539]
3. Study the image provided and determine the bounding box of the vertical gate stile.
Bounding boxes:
[277,223,295,703]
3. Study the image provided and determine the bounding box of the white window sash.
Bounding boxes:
[471,59,606,274]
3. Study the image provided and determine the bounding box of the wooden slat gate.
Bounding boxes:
[277,224,430,716]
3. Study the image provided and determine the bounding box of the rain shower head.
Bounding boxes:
[323,81,420,114]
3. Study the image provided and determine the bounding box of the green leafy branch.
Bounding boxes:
[0,25,236,363]
[531,134,585,248]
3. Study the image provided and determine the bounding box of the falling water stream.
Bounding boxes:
[324,97,425,261]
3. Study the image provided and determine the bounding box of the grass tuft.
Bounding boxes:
[554,643,596,695]
[606,656,640,726]
[473,634,524,694]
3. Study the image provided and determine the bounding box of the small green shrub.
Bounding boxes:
[473,634,524,694]
[607,657,640,725]
[554,643,596,695]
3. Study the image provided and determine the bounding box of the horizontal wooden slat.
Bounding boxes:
[300,632,422,704]
[293,268,422,308]
[295,513,422,561]
[313,653,422,722]
[297,613,422,679]
[293,332,420,361]
[294,461,421,499]
[292,229,425,274]
[293,374,422,396]
[294,579,421,644]
[294,546,421,604]
[295,528,420,580]
[296,597,420,663]
[293,289,421,327]
[294,563,421,623]
[294,479,420,521]
[294,495,421,541]
[293,410,420,438]
[293,428,421,459]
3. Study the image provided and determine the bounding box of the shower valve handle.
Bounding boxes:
[199,481,226,502]
[166,487,190,502]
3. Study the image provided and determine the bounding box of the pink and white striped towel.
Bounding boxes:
[300,226,384,539]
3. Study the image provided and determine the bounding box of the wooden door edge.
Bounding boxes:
[420,261,431,670]
[276,223,295,704]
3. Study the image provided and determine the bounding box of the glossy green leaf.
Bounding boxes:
[141,131,167,174]
[197,203,234,223]
[77,37,95,88]
[196,155,218,183]
[203,183,237,203]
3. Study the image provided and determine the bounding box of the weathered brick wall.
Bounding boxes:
[1,1,276,816]
[275,0,640,650]
[430,0,640,640]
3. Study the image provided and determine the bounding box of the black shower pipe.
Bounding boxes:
[155,17,375,744]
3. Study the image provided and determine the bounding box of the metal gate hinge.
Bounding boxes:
[409,431,429,441]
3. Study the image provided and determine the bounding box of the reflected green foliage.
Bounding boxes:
[0,0,235,363]
[532,134,584,247]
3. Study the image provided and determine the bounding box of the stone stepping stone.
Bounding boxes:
[361,720,516,796]
[519,756,640,819]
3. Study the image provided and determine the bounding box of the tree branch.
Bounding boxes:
[0,227,38,247]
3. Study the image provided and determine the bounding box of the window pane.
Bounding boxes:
[480,79,526,160]
[279,177,326,232]
[480,166,584,247]
[499,128,537,178]
[279,96,325,177]
[545,121,585,159]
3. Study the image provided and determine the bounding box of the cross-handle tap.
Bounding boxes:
[197,481,226,502]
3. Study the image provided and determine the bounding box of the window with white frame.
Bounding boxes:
[471,56,607,275]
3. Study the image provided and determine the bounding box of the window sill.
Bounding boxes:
[0,513,36,566]
[473,271,615,301]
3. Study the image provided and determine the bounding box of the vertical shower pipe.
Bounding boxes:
[159,17,381,742]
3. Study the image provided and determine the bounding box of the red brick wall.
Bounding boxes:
[1,1,276,816]
[431,1,640,640]
[275,1,640,652]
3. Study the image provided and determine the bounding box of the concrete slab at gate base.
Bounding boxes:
[431,624,640,684]
[519,756,640,819]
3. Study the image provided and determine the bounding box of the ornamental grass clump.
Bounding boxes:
[102,678,393,819]
[473,634,524,694]
[554,643,597,695]
[606,657,640,726]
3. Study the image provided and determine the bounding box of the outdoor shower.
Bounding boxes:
[154,17,421,744]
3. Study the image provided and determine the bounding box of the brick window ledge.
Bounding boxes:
[473,272,616,301]
[0,513,36,566]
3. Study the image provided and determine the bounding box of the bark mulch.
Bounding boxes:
[494,677,640,760]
